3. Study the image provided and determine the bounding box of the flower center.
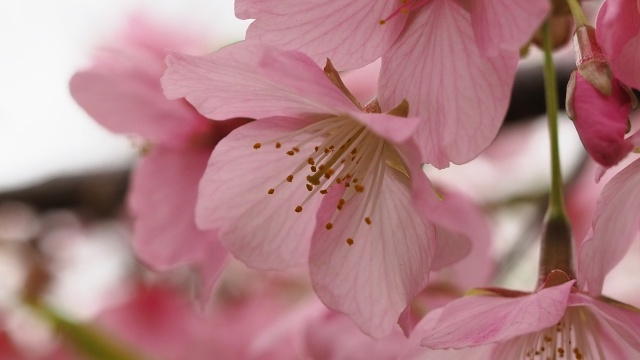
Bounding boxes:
[379,0,431,25]
[254,115,401,246]
[495,307,605,359]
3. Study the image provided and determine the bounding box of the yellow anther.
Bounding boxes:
[253,143,261,149]
[354,184,365,192]
[346,238,354,246]
[295,206,303,213]
[365,217,371,225]
[286,175,294,182]
[267,188,275,195]
[325,223,333,230]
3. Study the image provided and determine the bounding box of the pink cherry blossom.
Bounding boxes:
[69,16,242,296]
[569,71,633,167]
[402,269,640,359]
[566,25,637,168]
[596,0,640,90]
[236,0,550,167]
[162,41,484,337]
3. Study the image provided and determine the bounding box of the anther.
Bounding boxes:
[365,217,371,225]
[253,143,261,149]
[293,147,300,153]
[267,188,275,195]
[295,206,303,213]
[346,238,354,246]
[275,142,281,148]
[306,184,313,191]
[320,190,328,195]
[325,223,333,230]
[286,175,294,182]
[287,150,295,156]
[307,158,315,165]
[311,166,317,172]
[355,184,365,192]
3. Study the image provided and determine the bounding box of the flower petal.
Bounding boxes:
[162,42,353,121]
[309,168,435,338]
[129,146,227,288]
[196,117,323,269]
[572,72,632,167]
[379,0,518,167]
[235,0,406,70]
[596,0,640,89]
[569,293,640,352]
[579,157,640,295]
[421,281,574,348]
[348,111,420,144]
[70,50,204,148]
[470,0,549,56]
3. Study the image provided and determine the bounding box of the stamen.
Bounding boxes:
[267,188,275,195]
[253,143,261,149]
[346,238,354,246]
[295,206,303,213]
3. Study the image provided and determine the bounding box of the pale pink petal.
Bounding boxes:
[235,0,406,70]
[348,111,420,144]
[379,0,518,167]
[421,281,574,348]
[70,52,203,148]
[569,292,640,352]
[304,309,408,360]
[572,72,633,167]
[129,146,226,287]
[470,0,549,56]
[196,117,323,270]
[309,170,435,337]
[400,309,495,360]
[162,42,354,121]
[578,157,640,295]
[596,0,640,89]
[427,190,491,273]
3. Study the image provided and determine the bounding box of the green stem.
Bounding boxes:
[538,22,574,285]
[566,0,588,27]
[542,22,566,221]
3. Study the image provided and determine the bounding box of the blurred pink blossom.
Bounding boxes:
[69,16,246,297]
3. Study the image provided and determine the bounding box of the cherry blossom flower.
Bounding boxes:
[566,25,637,168]
[401,249,640,358]
[69,17,243,296]
[595,0,640,91]
[162,41,487,337]
[235,0,550,167]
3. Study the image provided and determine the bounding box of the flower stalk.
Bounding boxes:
[539,21,574,285]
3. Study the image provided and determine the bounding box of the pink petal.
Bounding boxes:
[196,117,323,270]
[70,50,204,148]
[128,146,226,288]
[596,0,640,89]
[470,0,549,56]
[235,0,406,70]
[379,0,518,167]
[427,190,491,273]
[304,308,409,360]
[348,111,420,144]
[400,308,495,360]
[569,292,640,352]
[309,171,435,338]
[578,157,640,295]
[162,42,354,121]
[421,281,574,348]
[572,72,633,167]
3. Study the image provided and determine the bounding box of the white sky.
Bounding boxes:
[0,0,249,191]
